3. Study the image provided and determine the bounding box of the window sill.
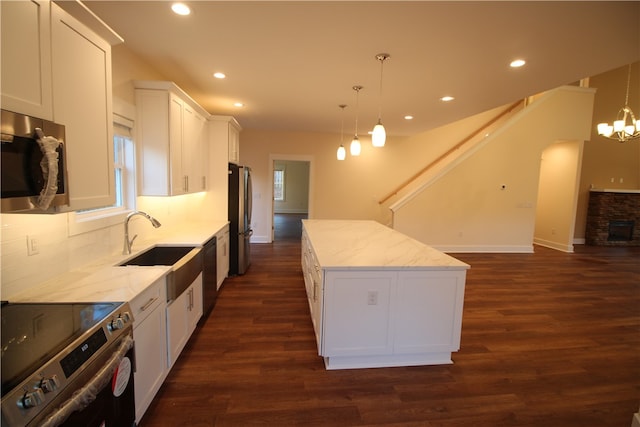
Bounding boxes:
[68,207,131,236]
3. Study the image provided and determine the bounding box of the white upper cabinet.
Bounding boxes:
[50,4,115,210]
[228,122,240,164]
[135,81,209,196]
[1,0,53,119]
[1,1,118,211]
[210,116,242,165]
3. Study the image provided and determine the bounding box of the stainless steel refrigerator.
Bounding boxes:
[228,163,252,275]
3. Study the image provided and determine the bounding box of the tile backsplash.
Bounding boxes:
[1,193,211,300]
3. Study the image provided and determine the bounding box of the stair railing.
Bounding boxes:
[378,99,525,206]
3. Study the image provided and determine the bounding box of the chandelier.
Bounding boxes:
[597,64,640,142]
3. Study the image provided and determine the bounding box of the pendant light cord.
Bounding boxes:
[377,58,384,121]
[375,54,390,122]
[624,64,631,107]
[339,104,347,143]
[353,85,362,136]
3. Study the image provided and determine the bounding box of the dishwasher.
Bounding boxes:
[201,236,217,321]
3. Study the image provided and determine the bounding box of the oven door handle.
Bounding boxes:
[39,334,134,427]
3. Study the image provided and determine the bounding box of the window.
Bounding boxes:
[274,169,285,201]
[68,120,136,235]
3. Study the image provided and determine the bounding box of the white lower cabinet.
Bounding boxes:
[302,230,323,349]
[166,273,203,368]
[131,277,167,424]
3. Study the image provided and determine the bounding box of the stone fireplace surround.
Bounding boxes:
[586,189,640,246]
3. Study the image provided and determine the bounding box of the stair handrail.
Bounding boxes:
[378,99,525,205]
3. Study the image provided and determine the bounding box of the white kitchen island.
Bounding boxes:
[301,220,470,370]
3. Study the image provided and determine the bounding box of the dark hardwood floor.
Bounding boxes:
[139,241,640,427]
[273,213,307,241]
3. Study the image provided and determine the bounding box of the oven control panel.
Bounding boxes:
[1,303,133,427]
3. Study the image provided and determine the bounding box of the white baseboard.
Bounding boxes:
[274,209,308,214]
[435,244,534,253]
[250,234,271,244]
[533,237,574,253]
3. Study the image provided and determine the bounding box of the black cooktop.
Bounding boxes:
[0,301,122,397]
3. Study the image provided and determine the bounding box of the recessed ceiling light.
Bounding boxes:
[233,102,244,107]
[404,115,413,120]
[213,72,226,79]
[510,59,526,68]
[171,3,190,16]
[440,96,455,102]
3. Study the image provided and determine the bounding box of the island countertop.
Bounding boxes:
[302,219,469,270]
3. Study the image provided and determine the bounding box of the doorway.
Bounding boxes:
[271,159,311,241]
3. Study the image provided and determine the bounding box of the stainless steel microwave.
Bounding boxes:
[1,109,69,213]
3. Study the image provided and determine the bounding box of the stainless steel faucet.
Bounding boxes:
[123,211,162,255]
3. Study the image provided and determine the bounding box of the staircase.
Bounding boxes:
[380,85,596,253]
[379,99,525,212]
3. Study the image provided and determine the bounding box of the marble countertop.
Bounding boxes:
[302,219,469,270]
[10,220,228,303]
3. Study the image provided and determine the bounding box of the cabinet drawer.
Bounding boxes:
[131,277,166,325]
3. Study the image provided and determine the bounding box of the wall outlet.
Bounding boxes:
[27,235,39,256]
[367,291,378,305]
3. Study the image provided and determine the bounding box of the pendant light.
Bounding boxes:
[351,85,363,156]
[337,104,347,160]
[372,53,390,147]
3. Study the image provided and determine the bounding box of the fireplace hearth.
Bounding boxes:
[586,190,640,246]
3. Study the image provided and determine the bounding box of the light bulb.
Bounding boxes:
[337,145,346,160]
[613,120,625,132]
[372,121,386,147]
[350,136,361,156]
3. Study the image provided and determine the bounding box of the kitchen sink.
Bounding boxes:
[119,246,195,266]
[119,245,203,302]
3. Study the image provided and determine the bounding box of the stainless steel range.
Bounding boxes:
[1,301,135,427]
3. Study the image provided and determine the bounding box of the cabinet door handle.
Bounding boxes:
[184,176,189,192]
[139,296,158,312]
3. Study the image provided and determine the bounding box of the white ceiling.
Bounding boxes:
[82,1,640,137]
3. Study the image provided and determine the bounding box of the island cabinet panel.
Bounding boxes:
[323,271,395,357]
[394,272,465,354]
[301,219,469,370]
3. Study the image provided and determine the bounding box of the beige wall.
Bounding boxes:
[240,106,510,242]
[273,160,309,214]
[242,86,596,251]
[395,87,594,252]
[576,61,640,240]
[535,140,583,252]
